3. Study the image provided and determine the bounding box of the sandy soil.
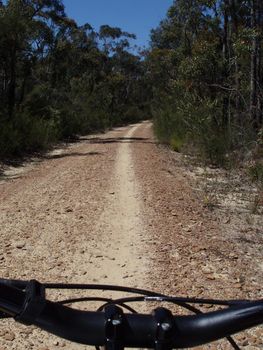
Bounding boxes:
[132,122,263,349]
[0,122,262,349]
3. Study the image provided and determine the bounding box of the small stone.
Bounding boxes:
[206,274,215,280]
[3,332,15,341]
[229,253,238,259]
[15,242,25,249]
[241,339,249,346]
[20,328,33,335]
[202,267,212,274]
[255,328,263,340]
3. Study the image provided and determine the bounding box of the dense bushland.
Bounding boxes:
[1,0,263,178]
[0,0,149,158]
[147,0,263,168]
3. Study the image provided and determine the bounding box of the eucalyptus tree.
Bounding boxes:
[0,0,148,157]
[0,0,65,118]
[147,0,263,163]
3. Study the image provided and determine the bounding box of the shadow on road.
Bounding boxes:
[45,151,102,160]
[0,151,102,182]
[88,137,156,144]
[0,135,152,182]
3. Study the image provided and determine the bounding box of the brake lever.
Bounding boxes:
[0,311,12,319]
[0,278,28,290]
[15,280,46,325]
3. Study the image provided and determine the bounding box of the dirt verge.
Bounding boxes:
[0,121,262,349]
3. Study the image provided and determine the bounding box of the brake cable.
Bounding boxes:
[0,279,246,349]
[50,284,241,350]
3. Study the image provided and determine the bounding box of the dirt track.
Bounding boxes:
[0,122,262,349]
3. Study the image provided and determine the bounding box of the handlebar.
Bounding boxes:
[0,280,262,349]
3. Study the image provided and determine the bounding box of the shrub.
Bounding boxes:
[153,95,231,165]
[170,136,184,152]
[248,162,263,186]
[0,121,21,157]
[197,128,230,166]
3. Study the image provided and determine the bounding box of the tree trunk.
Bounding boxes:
[222,0,229,62]
[8,44,17,118]
[230,0,242,125]
[250,0,259,130]
[222,0,230,128]
[256,0,262,127]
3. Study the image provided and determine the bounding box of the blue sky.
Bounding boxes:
[63,0,173,48]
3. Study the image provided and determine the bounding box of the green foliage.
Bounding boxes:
[248,162,263,186]
[148,0,263,166]
[18,116,59,152]
[0,0,148,159]
[170,135,185,152]
[0,120,21,156]
[0,113,59,156]
[153,110,171,144]
[153,94,229,165]
[198,129,230,166]
[123,106,143,124]
[258,128,263,148]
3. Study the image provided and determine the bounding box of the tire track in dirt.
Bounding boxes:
[93,124,149,286]
[2,121,261,350]
[0,124,150,350]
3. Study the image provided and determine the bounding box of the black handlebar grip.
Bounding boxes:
[32,300,263,348]
[0,284,262,348]
[171,301,263,348]
[0,278,28,290]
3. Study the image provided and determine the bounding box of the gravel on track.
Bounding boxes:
[0,121,262,349]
